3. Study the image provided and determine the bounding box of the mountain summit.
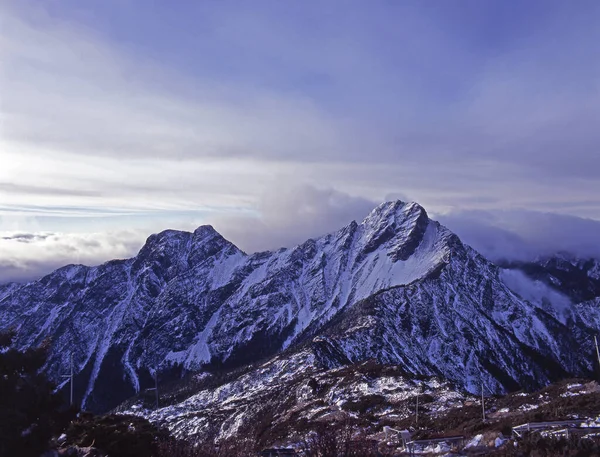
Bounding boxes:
[1,201,598,412]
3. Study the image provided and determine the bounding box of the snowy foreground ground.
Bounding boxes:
[120,355,600,454]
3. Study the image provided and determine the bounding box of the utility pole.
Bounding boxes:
[70,353,74,407]
[61,352,74,407]
[594,336,600,375]
[481,378,486,422]
[148,368,159,409]
[415,394,419,429]
[155,370,159,409]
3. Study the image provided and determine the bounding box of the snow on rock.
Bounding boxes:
[122,353,468,442]
[495,436,507,447]
[465,434,483,448]
[1,200,600,413]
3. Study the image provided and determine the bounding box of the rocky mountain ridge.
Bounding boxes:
[1,200,599,414]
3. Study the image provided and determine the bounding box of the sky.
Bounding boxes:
[1,0,600,283]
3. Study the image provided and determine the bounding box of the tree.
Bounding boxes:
[0,331,69,457]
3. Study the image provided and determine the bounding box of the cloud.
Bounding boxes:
[1,0,600,223]
[0,1,360,221]
[0,185,376,283]
[438,209,600,262]
[213,184,377,252]
[3,189,600,285]
[0,183,103,198]
[0,230,145,283]
[1,233,51,243]
[1,0,600,282]
[499,268,571,318]
[0,1,352,164]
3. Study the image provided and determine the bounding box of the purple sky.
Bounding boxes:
[1,0,600,282]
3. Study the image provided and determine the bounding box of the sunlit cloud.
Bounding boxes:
[213,184,377,252]
[438,210,600,262]
[0,230,146,283]
[1,0,599,281]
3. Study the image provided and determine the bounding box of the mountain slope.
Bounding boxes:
[1,201,599,413]
[122,351,468,443]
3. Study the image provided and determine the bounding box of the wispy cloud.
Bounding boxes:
[438,209,600,261]
[0,185,375,283]
[1,0,599,281]
[2,0,599,219]
[3,185,600,284]
[0,230,145,283]
[213,184,377,252]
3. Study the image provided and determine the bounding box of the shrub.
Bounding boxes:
[0,331,72,457]
[65,413,170,457]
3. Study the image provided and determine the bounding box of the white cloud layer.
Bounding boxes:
[438,210,600,262]
[0,230,146,283]
[0,184,377,282]
[1,1,600,282]
[2,184,600,284]
[2,1,600,221]
[213,184,377,252]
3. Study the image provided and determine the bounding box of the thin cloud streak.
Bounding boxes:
[3,188,600,284]
[1,1,600,282]
[2,0,599,218]
[213,185,377,253]
[438,210,600,262]
[0,230,146,283]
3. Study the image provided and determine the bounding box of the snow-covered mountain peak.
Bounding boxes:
[192,224,219,239]
[361,200,423,228]
[132,229,192,278]
[138,229,191,257]
[132,225,241,276]
[3,200,600,414]
[190,225,241,264]
[355,200,434,263]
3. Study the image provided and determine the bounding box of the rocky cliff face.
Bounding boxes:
[1,201,599,413]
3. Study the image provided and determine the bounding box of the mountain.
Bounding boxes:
[1,201,599,414]
[119,352,600,445]
[121,351,470,443]
[499,254,600,303]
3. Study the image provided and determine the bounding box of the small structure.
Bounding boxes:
[400,430,412,448]
[383,426,411,447]
[512,420,586,439]
[260,448,296,457]
[405,435,465,456]
[542,427,600,439]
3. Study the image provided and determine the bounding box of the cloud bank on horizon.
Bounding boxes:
[1,0,599,281]
[2,186,600,284]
